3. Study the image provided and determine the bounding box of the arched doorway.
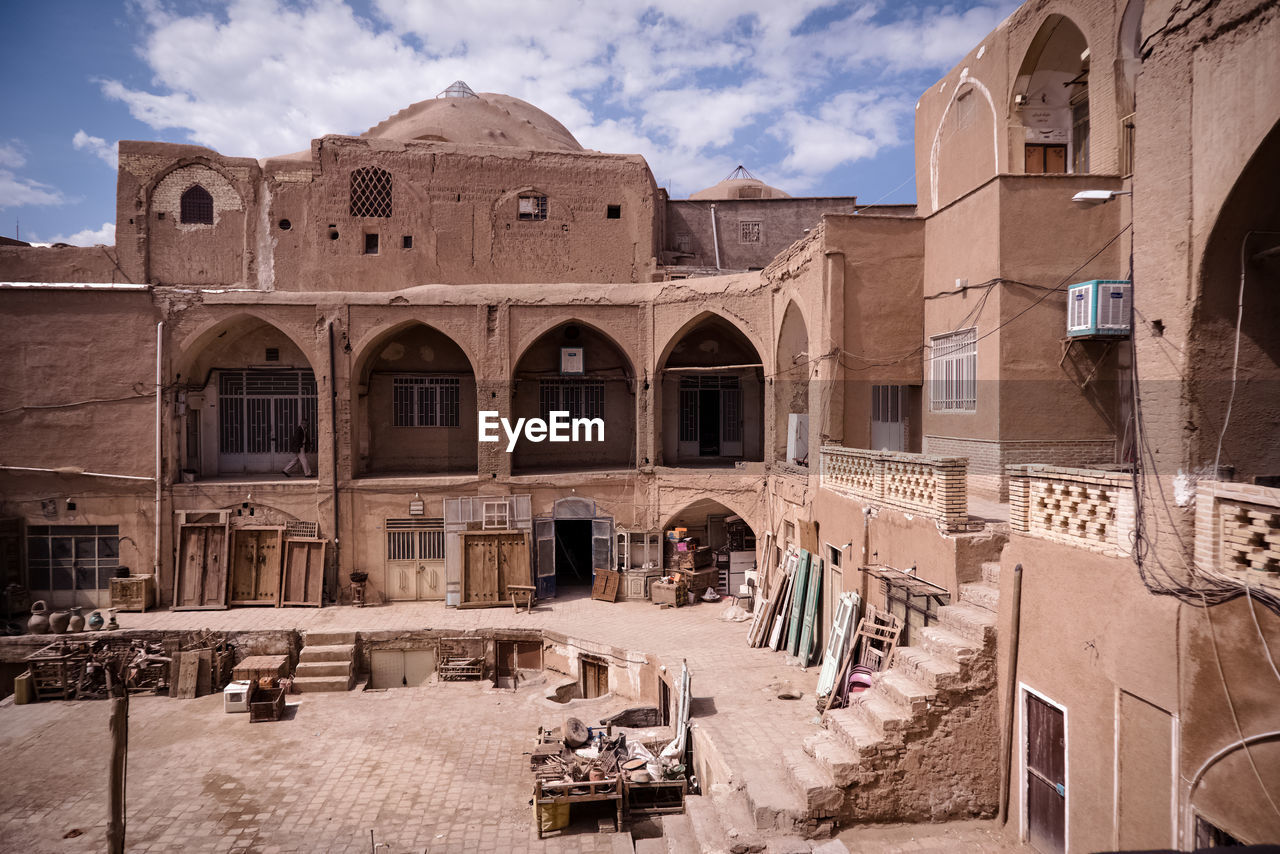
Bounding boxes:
[511,321,636,474]
[533,496,613,599]
[658,313,765,465]
[178,315,318,479]
[1013,15,1092,174]
[353,322,478,476]
[662,498,758,595]
[775,301,810,466]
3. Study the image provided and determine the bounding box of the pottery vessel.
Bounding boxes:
[87,610,105,631]
[67,606,85,633]
[28,600,50,635]
[49,609,72,634]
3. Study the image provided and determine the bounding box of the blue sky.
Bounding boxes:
[1,0,1018,246]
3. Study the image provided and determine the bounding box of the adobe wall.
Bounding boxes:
[663,198,866,271]
[0,246,128,283]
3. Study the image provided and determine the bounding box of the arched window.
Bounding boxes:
[350,167,393,217]
[180,185,214,224]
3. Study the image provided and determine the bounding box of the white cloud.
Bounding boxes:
[0,170,65,208]
[42,222,116,247]
[0,142,27,169]
[73,131,119,169]
[96,0,1013,198]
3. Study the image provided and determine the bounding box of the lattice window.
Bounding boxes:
[180,185,214,224]
[518,195,547,220]
[482,501,510,530]
[1220,501,1280,574]
[386,518,445,561]
[740,221,762,243]
[929,328,976,412]
[350,167,393,217]
[538,378,604,421]
[392,377,460,427]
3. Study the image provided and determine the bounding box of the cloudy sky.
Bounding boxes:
[1,0,1017,246]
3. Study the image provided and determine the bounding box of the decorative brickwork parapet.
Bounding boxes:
[1194,480,1280,583]
[1006,464,1134,557]
[820,445,968,532]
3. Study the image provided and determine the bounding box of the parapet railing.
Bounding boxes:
[1194,480,1280,581]
[820,445,968,531]
[1007,465,1134,556]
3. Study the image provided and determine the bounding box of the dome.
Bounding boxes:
[689,165,790,200]
[360,84,583,152]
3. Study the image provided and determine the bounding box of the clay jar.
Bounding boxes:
[87,610,105,631]
[48,609,72,634]
[67,606,85,633]
[28,600,50,635]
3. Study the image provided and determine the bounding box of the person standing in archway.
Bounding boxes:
[282,420,312,477]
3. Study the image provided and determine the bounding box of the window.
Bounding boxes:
[539,378,604,421]
[826,543,842,569]
[1024,143,1067,174]
[27,525,120,594]
[518,195,548,220]
[218,369,318,455]
[954,88,975,131]
[737,186,763,199]
[1071,92,1090,174]
[385,518,445,561]
[740,221,762,243]
[350,167,393,217]
[180,185,214,224]
[364,233,379,255]
[606,204,621,219]
[264,348,280,362]
[402,235,413,249]
[392,377,460,427]
[482,501,509,530]
[929,328,977,412]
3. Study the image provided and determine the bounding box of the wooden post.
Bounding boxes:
[107,673,128,854]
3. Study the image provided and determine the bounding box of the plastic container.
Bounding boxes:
[223,679,252,713]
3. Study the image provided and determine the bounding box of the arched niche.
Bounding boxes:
[176,314,319,479]
[774,301,811,466]
[657,312,766,465]
[510,320,636,475]
[352,321,478,477]
[1012,15,1092,175]
[1187,117,1280,481]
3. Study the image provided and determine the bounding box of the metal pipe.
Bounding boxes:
[154,321,163,577]
[998,562,1023,826]
[0,465,153,481]
[328,321,341,603]
[709,204,721,270]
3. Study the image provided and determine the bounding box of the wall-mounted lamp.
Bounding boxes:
[409,492,424,516]
[1071,189,1132,205]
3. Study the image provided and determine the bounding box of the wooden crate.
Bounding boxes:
[624,779,687,816]
[532,778,622,839]
[248,684,286,722]
[232,654,289,685]
[650,581,686,607]
[110,575,155,612]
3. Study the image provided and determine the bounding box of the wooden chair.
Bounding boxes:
[508,585,536,613]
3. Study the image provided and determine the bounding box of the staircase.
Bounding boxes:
[294,631,357,693]
[681,561,1002,850]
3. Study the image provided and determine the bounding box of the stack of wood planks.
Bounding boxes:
[744,536,825,668]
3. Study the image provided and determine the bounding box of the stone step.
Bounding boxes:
[959,581,1000,613]
[823,708,882,755]
[766,837,817,853]
[610,833,635,854]
[891,646,962,691]
[742,762,808,833]
[801,731,861,788]
[299,644,354,663]
[848,692,914,740]
[981,561,1001,585]
[873,669,934,714]
[293,674,353,693]
[304,630,357,646]
[939,602,998,644]
[709,784,766,853]
[635,838,664,854]
[661,812,697,853]
[294,661,351,678]
[781,748,843,818]
[920,626,981,666]
[685,793,731,854]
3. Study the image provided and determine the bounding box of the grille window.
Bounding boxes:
[483,501,510,530]
[929,328,977,412]
[740,221,762,243]
[180,185,214,224]
[27,525,120,594]
[386,518,445,561]
[350,167,393,217]
[538,378,605,421]
[518,195,548,220]
[217,369,318,454]
[392,377,460,427]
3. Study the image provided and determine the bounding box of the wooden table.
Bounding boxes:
[232,655,289,684]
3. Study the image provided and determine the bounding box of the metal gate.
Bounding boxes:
[217,369,317,474]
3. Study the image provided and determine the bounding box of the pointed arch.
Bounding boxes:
[1011,14,1092,175]
[775,300,812,466]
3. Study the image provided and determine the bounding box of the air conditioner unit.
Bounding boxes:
[1066,279,1131,337]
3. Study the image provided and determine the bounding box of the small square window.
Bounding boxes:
[740,221,762,243]
[364,233,379,255]
[402,235,413,250]
[482,501,510,530]
[606,204,621,219]
[264,348,280,362]
[518,195,548,220]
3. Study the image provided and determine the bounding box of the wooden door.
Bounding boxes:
[1026,691,1067,853]
[416,563,445,599]
[281,538,324,606]
[581,658,608,699]
[496,531,532,591]
[174,523,229,609]
[229,528,282,606]
[535,518,556,599]
[460,532,500,607]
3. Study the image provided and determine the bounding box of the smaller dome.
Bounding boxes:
[689,165,790,200]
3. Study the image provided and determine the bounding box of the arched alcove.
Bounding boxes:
[774,301,811,466]
[657,313,765,465]
[1013,15,1092,174]
[352,322,478,476]
[510,321,636,474]
[178,315,318,479]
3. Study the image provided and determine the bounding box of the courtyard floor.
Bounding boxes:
[0,592,1029,853]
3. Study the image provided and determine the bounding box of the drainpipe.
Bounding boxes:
[328,321,341,602]
[709,204,721,271]
[154,321,163,578]
[998,562,1023,826]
